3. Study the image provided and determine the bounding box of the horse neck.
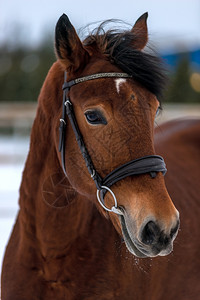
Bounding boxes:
[18,63,97,258]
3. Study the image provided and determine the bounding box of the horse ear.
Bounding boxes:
[131,12,148,50]
[55,14,89,71]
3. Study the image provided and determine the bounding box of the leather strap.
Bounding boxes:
[62,72,132,90]
[102,155,166,188]
[65,99,103,189]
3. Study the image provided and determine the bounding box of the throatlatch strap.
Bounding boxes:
[59,73,68,176]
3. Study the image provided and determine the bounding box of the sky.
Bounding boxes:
[0,0,200,53]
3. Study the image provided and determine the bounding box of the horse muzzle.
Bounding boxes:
[119,209,180,258]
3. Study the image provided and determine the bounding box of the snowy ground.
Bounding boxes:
[0,135,29,273]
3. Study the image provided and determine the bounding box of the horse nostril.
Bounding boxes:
[170,220,180,239]
[141,221,160,245]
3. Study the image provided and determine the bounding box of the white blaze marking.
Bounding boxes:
[115,78,127,94]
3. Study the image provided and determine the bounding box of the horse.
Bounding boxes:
[1,12,200,300]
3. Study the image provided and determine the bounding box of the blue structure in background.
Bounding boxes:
[161,48,200,71]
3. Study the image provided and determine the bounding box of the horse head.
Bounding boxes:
[54,13,179,258]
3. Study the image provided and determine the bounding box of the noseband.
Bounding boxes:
[59,72,167,215]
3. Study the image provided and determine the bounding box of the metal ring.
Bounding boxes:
[96,186,122,214]
[60,118,66,125]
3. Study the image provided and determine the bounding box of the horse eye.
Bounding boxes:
[156,106,161,117]
[85,110,107,125]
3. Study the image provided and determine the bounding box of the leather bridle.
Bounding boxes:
[59,72,167,215]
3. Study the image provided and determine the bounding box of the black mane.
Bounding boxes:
[83,21,167,99]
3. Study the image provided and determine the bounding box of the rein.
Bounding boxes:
[59,72,167,215]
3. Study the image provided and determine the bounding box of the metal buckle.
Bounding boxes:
[96,186,123,215]
[91,169,95,178]
[60,118,66,124]
[64,99,72,106]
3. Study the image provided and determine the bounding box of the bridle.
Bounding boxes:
[59,72,167,215]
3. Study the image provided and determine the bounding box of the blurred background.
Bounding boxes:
[0,0,200,272]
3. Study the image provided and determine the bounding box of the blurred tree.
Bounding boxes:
[0,34,200,103]
[0,36,55,102]
[164,55,200,103]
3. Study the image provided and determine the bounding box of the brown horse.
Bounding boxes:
[1,13,200,299]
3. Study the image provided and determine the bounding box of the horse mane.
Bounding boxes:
[83,20,167,99]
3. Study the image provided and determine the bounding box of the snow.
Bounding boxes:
[0,136,29,273]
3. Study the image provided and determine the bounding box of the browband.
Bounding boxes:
[62,72,132,89]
